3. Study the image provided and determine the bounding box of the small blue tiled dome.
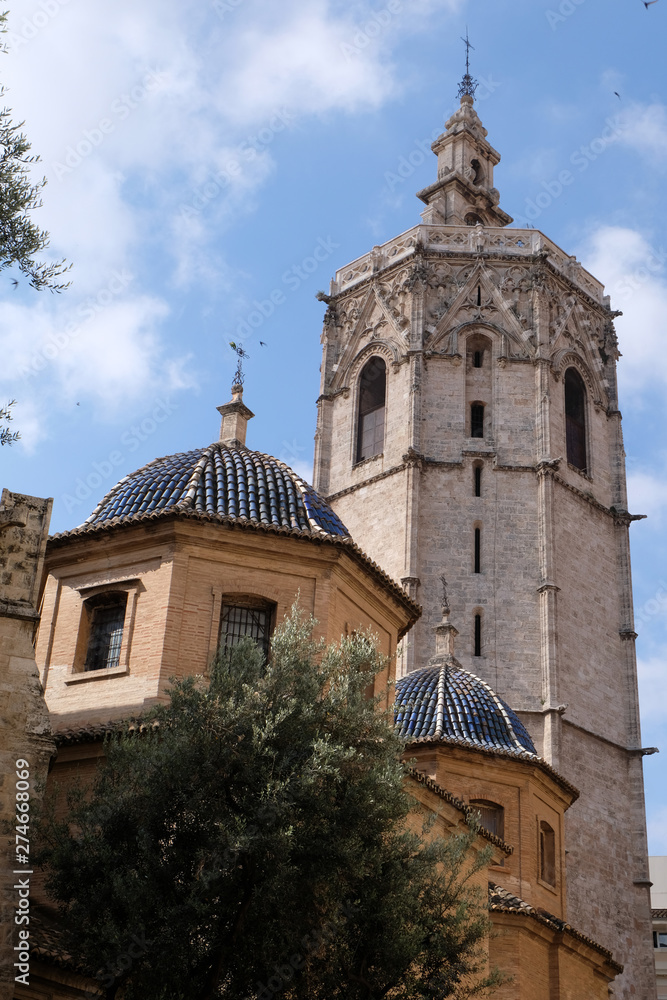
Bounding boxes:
[80,443,350,539]
[394,662,537,756]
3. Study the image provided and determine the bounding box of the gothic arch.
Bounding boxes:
[551,349,604,408]
[346,341,398,386]
[330,293,404,392]
[433,320,527,360]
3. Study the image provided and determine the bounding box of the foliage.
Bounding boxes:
[37,609,501,1000]
[0,12,70,291]
[0,397,18,444]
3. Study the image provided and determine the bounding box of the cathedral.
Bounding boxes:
[0,73,658,999]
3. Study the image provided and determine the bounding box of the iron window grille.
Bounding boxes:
[220,602,273,659]
[84,595,127,671]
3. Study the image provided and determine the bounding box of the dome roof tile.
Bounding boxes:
[80,443,350,539]
[394,661,537,756]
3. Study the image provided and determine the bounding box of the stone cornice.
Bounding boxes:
[330,234,609,317]
[551,471,645,523]
[326,462,408,502]
[0,598,39,622]
[561,716,648,756]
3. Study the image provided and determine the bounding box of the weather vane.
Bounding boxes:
[457,29,478,99]
[228,340,249,389]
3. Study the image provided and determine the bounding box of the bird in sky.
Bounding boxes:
[643,1,659,8]
[259,341,267,347]
[614,91,621,99]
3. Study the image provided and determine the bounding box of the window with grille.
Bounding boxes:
[220,600,274,659]
[539,821,556,886]
[470,800,504,840]
[564,367,587,473]
[84,594,127,671]
[470,403,484,438]
[356,357,386,462]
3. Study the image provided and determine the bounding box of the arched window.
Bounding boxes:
[564,367,587,473]
[539,821,556,886]
[356,357,386,462]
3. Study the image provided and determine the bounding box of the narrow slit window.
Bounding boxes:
[474,465,482,497]
[474,614,482,656]
[564,367,587,473]
[471,403,484,438]
[473,348,482,367]
[356,357,386,462]
[540,821,556,886]
[474,528,481,573]
[476,286,481,308]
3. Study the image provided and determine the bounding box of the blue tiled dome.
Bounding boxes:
[81,443,350,539]
[394,662,537,756]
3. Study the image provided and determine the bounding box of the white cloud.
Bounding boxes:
[638,655,667,725]
[1,0,464,430]
[647,805,667,856]
[627,470,667,523]
[616,100,667,162]
[578,225,667,395]
[219,5,398,123]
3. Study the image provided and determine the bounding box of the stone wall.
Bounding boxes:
[0,490,55,1000]
[314,225,655,997]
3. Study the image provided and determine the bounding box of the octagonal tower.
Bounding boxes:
[313,89,655,998]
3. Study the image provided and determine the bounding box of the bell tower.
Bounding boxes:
[313,73,656,998]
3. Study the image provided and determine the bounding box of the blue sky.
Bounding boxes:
[1,0,666,853]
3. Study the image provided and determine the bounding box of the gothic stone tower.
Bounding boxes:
[313,91,656,997]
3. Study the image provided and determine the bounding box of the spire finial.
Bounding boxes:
[228,341,249,393]
[433,574,458,657]
[457,28,478,99]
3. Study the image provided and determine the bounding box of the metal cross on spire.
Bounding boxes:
[228,340,249,390]
[457,28,478,99]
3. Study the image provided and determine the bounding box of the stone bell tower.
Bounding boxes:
[313,73,656,998]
